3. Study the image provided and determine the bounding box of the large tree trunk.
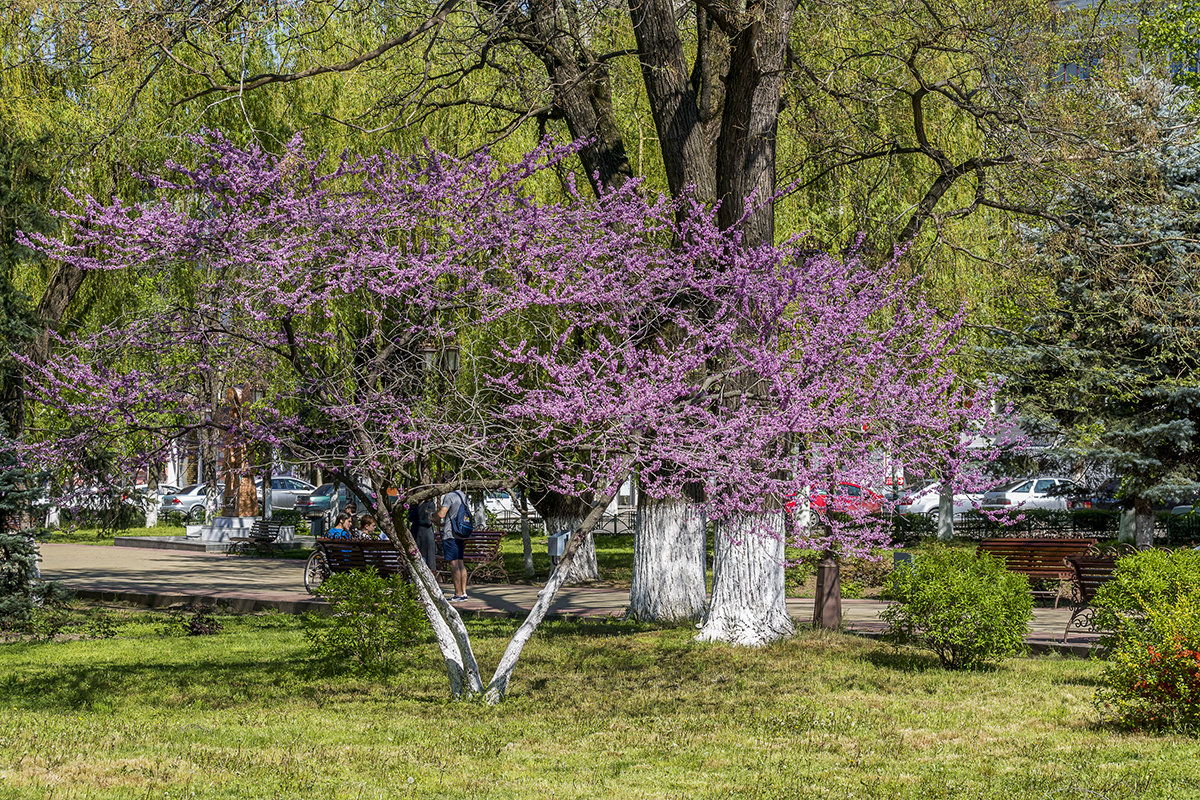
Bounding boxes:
[714,0,794,248]
[1134,498,1155,548]
[937,483,954,542]
[696,512,795,646]
[630,494,707,622]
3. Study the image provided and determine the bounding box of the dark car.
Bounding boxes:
[295,482,378,521]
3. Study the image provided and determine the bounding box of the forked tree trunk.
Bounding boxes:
[696,512,795,646]
[485,493,615,703]
[630,495,707,622]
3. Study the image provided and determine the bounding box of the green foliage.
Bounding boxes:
[881,546,1033,669]
[270,509,304,527]
[304,569,426,673]
[1092,549,1200,635]
[1139,0,1200,91]
[1095,593,1200,734]
[0,531,73,631]
[988,76,1200,512]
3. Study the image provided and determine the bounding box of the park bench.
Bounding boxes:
[436,530,508,585]
[313,538,407,579]
[228,519,283,555]
[977,537,1098,602]
[1061,551,1123,641]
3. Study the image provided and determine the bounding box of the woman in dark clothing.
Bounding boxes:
[407,498,438,571]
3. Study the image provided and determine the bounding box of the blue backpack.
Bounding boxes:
[450,491,475,538]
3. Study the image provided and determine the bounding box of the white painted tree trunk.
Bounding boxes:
[696,513,795,646]
[486,492,615,703]
[546,513,598,584]
[937,483,954,542]
[1135,505,1155,548]
[629,495,707,622]
[1118,507,1136,545]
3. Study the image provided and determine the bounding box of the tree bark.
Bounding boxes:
[696,512,795,646]
[535,492,599,584]
[937,483,954,542]
[630,494,707,622]
[715,0,795,247]
[1134,498,1155,548]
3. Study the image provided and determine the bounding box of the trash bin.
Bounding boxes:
[309,514,327,538]
[547,529,571,560]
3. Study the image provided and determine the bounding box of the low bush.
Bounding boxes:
[271,509,304,527]
[1094,593,1200,734]
[1092,549,1200,635]
[881,545,1032,669]
[0,531,73,632]
[304,568,426,672]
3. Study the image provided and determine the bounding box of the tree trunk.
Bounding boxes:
[520,491,535,579]
[937,483,954,542]
[485,492,615,703]
[696,512,795,646]
[1134,499,1155,548]
[1118,506,1136,545]
[629,494,707,622]
[544,511,598,583]
[715,0,795,247]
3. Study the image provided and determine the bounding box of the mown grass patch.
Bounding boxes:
[1,605,1198,798]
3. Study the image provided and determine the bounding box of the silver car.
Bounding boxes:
[896,481,980,519]
[265,477,317,510]
[159,483,222,521]
[981,477,1082,512]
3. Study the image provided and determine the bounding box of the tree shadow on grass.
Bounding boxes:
[856,644,1013,673]
[0,644,455,712]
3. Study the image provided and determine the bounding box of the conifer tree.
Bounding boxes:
[992,76,1200,545]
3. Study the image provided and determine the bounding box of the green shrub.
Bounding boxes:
[0,531,73,632]
[304,569,426,673]
[271,509,304,527]
[881,545,1032,669]
[1094,593,1200,734]
[1092,549,1200,635]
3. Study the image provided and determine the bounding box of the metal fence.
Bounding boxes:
[895,510,1200,546]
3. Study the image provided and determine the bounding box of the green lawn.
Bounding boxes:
[2,606,1198,799]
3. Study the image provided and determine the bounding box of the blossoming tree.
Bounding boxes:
[18,134,995,698]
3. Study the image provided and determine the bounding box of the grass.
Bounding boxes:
[2,603,1199,799]
[38,524,188,545]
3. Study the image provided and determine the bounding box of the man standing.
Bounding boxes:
[436,488,469,602]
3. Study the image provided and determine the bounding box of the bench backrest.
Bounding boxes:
[457,531,505,562]
[316,538,405,577]
[977,538,1097,575]
[1065,555,1120,604]
[250,519,283,542]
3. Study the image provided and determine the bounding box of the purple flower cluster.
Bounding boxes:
[16,133,1003,554]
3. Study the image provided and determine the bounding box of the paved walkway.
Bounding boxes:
[36,543,1101,655]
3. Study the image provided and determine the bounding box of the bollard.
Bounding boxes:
[812,550,842,630]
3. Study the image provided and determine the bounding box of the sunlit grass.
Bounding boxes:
[2,605,1198,799]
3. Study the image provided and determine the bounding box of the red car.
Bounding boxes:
[810,483,884,514]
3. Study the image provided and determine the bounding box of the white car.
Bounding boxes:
[896,481,980,519]
[981,477,1082,512]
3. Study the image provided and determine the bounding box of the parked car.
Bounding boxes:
[896,481,981,519]
[810,483,885,514]
[980,477,1083,512]
[263,477,317,510]
[295,482,377,520]
[159,484,222,521]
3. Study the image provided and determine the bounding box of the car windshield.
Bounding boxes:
[991,481,1024,492]
[178,484,200,494]
[313,484,335,497]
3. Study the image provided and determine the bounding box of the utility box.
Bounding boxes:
[547,529,571,559]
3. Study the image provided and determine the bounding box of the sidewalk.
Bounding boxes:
[36,543,1102,655]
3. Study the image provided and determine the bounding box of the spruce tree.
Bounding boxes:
[992,76,1200,545]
